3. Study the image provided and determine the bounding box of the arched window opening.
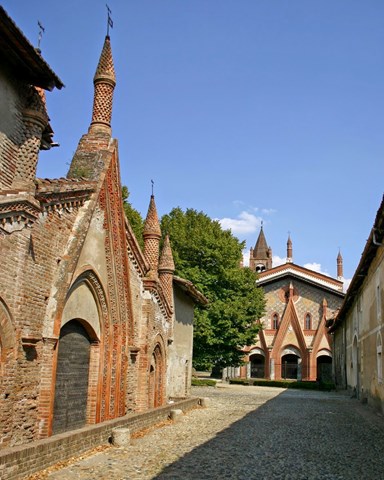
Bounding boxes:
[272,313,279,330]
[305,313,311,330]
[256,264,266,273]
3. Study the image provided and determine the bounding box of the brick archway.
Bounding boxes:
[52,319,94,434]
[44,271,107,438]
[149,343,165,408]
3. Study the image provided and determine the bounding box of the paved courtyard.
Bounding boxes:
[28,384,384,480]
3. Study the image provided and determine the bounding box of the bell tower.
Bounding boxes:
[249,224,272,272]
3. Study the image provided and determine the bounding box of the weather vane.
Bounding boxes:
[37,20,45,51]
[106,4,113,36]
[151,179,154,196]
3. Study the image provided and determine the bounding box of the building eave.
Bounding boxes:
[0,6,63,90]
[329,194,384,333]
[257,263,344,295]
[173,276,209,306]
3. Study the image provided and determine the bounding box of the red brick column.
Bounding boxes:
[37,337,58,439]
[86,341,101,424]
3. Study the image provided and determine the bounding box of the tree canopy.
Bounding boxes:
[122,186,144,248]
[161,207,265,370]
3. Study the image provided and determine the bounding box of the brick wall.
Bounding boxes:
[0,397,201,480]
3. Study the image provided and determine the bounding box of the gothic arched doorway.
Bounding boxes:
[281,354,299,379]
[52,320,91,434]
[317,352,332,382]
[250,354,265,378]
[149,344,164,408]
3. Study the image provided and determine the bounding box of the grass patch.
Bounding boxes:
[229,378,335,391]
[191,378,217,387]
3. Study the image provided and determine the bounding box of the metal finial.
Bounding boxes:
[106,4,113,36]
[151,179,154,196]
[261,220,263,228]
[37,21,45,51]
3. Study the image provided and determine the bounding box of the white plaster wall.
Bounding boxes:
[75,206,108,285]
[167,287,194,398]
[62,283,100,339]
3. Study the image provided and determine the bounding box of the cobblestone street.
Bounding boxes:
[29,384,384,480]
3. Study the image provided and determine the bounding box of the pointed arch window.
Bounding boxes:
[305,313,312,330]
[272,313,279,330]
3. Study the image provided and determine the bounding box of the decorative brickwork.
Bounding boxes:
[90,36,116,133]
[240,229,344,382]
[159,235,175,314]
[143,195,161,277]
[0,10,200,467]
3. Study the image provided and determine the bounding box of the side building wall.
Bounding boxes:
[333,244,384,410]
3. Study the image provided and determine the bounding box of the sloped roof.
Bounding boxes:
[0,6,63,90]
[173,276,208,306]
[329,195,384,332]
[257,262,344,296]
[253,227,269,258]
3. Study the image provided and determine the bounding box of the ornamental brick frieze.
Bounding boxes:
[0,194,40,233]
[36,178,95,212]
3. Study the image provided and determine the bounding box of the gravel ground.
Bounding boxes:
[27,384,384,480]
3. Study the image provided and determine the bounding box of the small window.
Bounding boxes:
[272,313,279,330]
[305,313,311,330]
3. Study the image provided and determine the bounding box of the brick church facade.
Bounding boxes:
[238,227,345,381]
[0,7,205,448]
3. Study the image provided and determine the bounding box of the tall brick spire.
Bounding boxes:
[337,250,343,279]
[143,195,162,277]
[159,235,175,309]
[89,35,116,134]
[287,234,293,263]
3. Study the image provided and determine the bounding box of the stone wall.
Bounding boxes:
[0,397,201,480]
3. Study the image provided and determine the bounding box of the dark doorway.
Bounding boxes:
[53,320,91,434]
[149,345,163,408]
[317,355,332,382]
[281,354,299,379]
[250,354,265,378]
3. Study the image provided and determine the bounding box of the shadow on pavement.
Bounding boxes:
[155,388,384,480]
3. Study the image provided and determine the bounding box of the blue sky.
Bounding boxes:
[4,1,384,286]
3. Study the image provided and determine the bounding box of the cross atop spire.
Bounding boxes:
[37,20,45,53]
[106,4,113,36]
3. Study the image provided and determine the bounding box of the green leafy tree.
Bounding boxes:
[122,186,144,247]
[161,207,265,370]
